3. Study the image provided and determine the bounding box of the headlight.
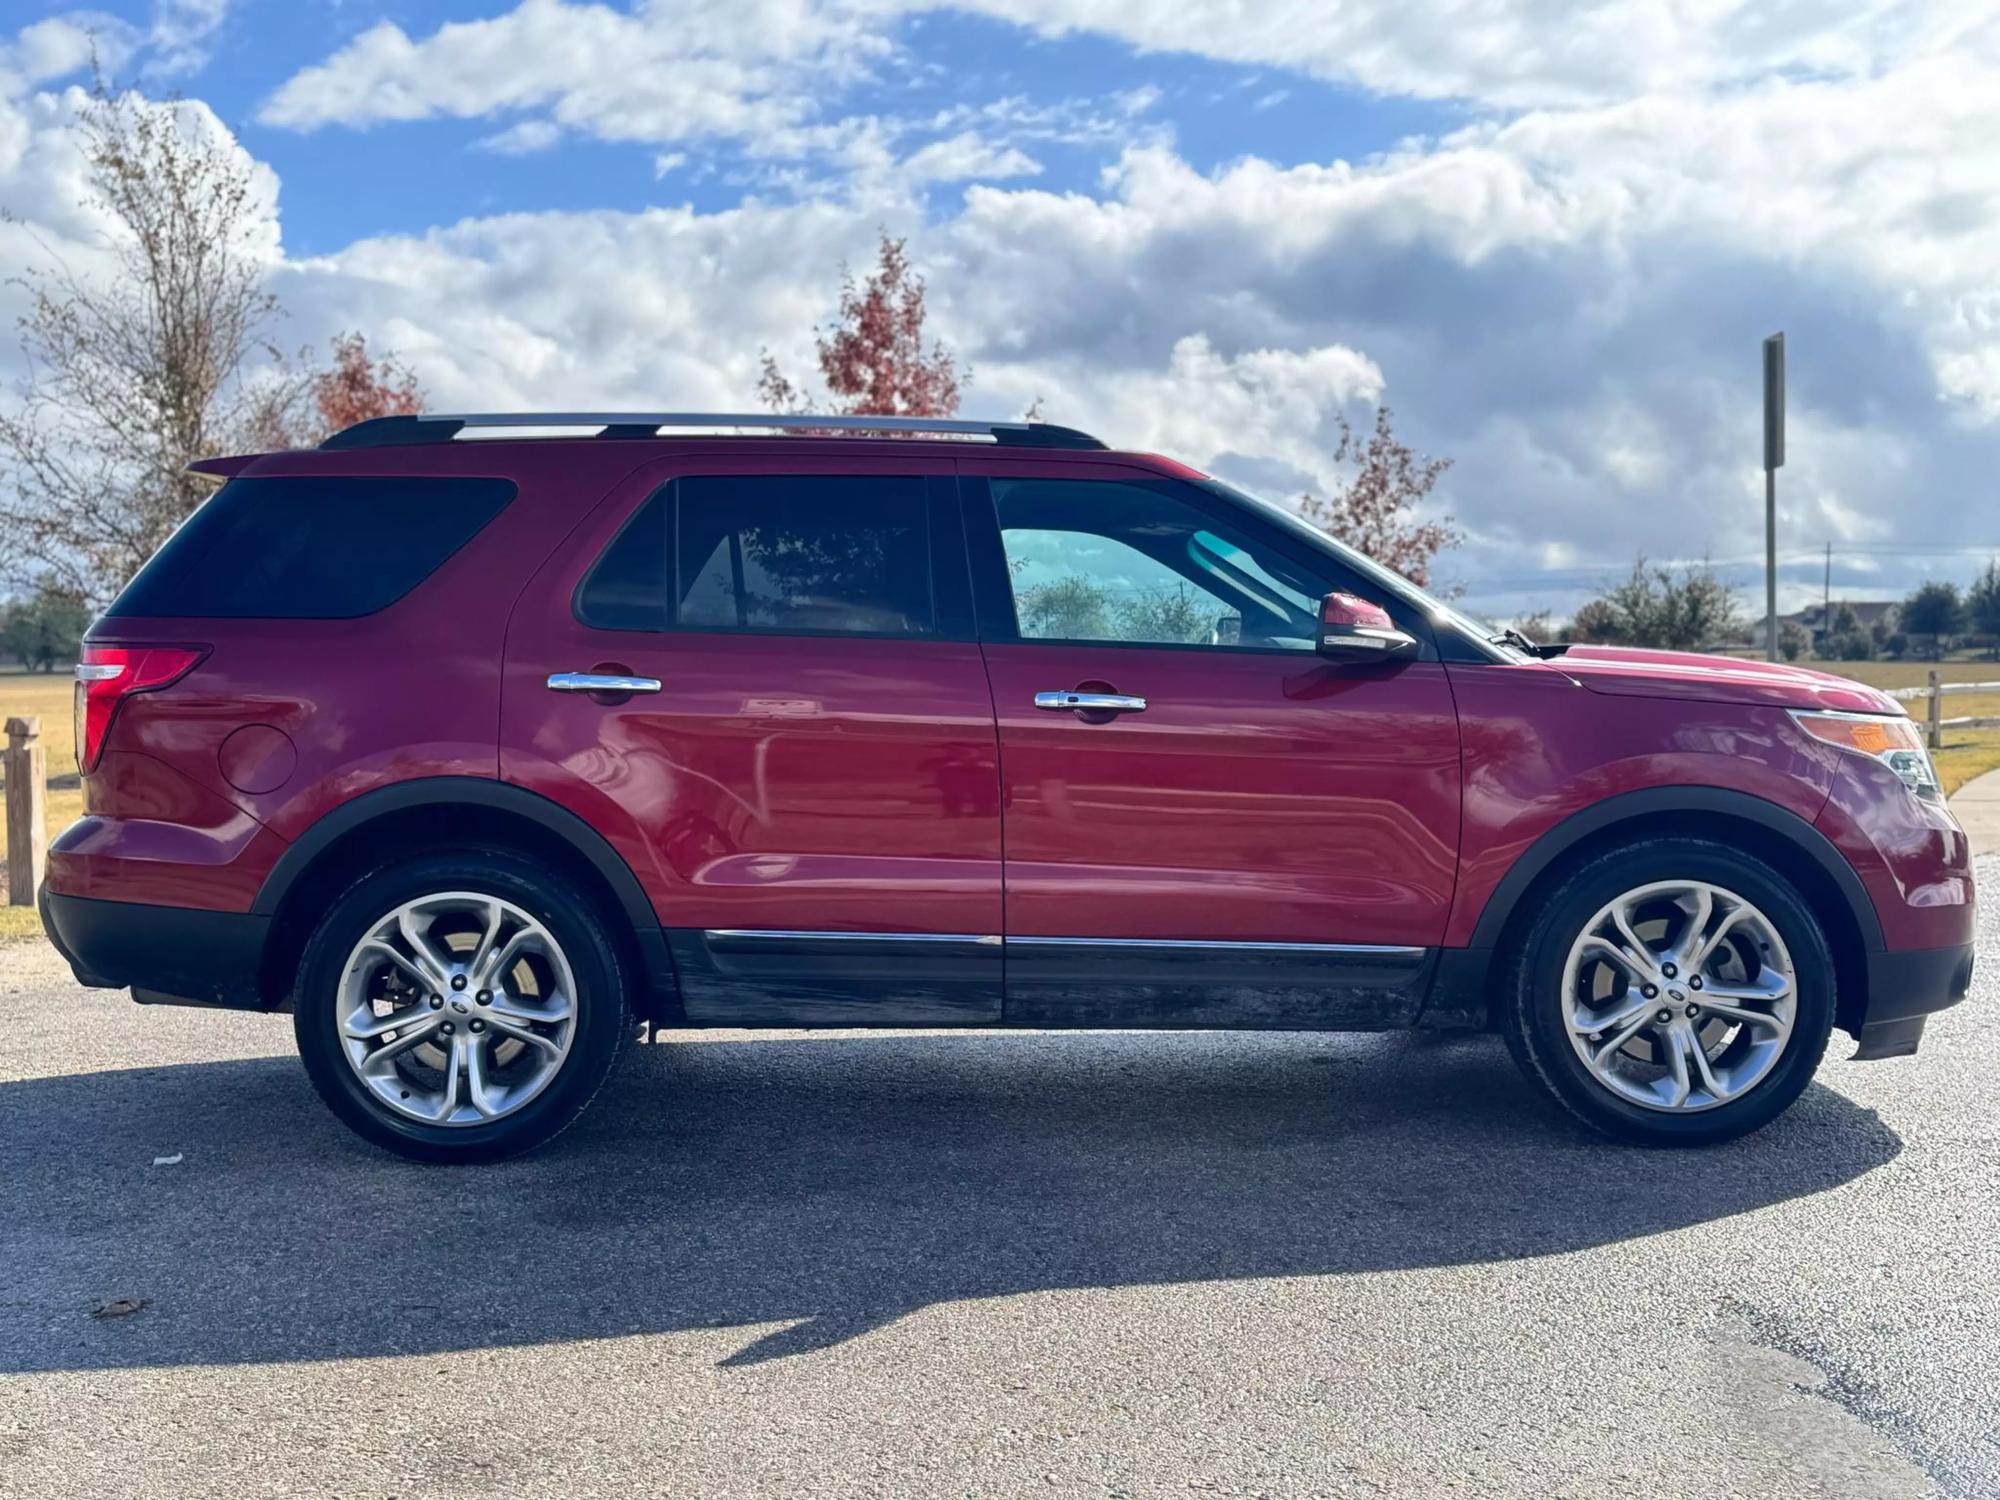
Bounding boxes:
[1792,711,1942,801]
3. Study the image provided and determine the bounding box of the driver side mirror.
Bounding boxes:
[1316,591,1418,662]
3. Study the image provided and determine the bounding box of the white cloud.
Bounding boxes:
[147,0,234,77]
[896,131,1040,183]
[11,5,2000,618]
[477,118,562,154]
[259,0,887,145]
[0,15,132,97]
[946,0,1970,109]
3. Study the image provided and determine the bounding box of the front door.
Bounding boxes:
[961,463,1462,1028]
[502,458,1002,1026]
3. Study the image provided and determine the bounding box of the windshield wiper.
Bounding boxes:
[1491,628,1571,659]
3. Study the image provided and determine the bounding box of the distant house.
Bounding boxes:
[1743,600,1898,651]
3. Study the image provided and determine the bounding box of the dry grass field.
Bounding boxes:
[1,657,1995,943]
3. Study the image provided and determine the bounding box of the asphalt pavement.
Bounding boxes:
[2,862,1994,1499]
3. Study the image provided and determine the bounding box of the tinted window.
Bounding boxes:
[575,487,669,631]
[676,475,934,636]
[994,478,1337,651]
[107,476,515,619]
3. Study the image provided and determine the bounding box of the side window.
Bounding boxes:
[106,476,516,620]
[574,475,938,637]
[992,478,1338,651]
[575,486,669,631]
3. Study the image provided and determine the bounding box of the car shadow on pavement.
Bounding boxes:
[0,1028,1901,1373]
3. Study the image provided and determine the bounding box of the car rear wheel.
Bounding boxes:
[1502,838,1835,1145]
[294,848,628,1162]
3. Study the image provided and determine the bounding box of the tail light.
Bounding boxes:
[74,644,205,774]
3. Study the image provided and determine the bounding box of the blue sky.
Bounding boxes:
[3,0,1998,618]
[22,1,1459,253]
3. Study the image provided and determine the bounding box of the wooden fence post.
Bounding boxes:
[4,716,47,906]
[1926,669,1942,752]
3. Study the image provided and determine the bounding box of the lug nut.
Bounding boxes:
[1689,975,1703,990]
[451,974,468,991]
[1662,962,1678,979]
[1655,1009,1672,1024]
[469,1019,485,1033]
[1685,1004,1700,1019]
[1642,984,1659,999]
[441,1022,454,1035]
[429,996,443,1009]
[476,991,492,1005]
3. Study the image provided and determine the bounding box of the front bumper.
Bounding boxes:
[1852,942,1976,1059]
[40,886,272,1010]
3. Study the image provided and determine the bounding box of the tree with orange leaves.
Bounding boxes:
[759,234,965,418]
[313,333,424,435]
[1297,406,1460,588]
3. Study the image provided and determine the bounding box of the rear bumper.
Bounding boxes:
[1852,942,1975,1059]
[40,887,271,1010]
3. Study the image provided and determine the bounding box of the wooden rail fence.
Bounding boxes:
[1886,672,2000,750]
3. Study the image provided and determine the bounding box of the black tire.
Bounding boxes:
[1501,837,1835,1146]
[293,846,629,1163]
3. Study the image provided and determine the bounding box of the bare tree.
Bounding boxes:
[1297,407,1460,588]
[0,83,303,604]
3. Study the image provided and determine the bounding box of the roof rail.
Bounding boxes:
[318,412,1108,452]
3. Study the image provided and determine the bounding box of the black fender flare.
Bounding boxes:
[1465,784,1884,953]
[252,776,675,1012]
[1420,785,1884,1032]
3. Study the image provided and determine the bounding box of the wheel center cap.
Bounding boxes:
[450,997,472,1015]
[1667,987,1686,1003]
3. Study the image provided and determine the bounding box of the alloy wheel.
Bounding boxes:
[1560,879,1797,1114]
[335,891,577,1127]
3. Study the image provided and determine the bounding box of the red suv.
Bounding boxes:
[41,413,1976,1161]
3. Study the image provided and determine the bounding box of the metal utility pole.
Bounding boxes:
[1823,541,1831,636]
[1763,333,1785,661]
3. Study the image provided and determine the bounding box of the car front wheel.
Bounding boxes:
[1503,838,1836,1145]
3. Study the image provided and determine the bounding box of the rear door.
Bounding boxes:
[961,461,1462,1028]
[501,455,1002,1025]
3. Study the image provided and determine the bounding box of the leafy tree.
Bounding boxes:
[1116,583,1223,645]
[1869,607,1899,655]
[759,234,965,418]
[311,332,424,439]
[1778,620,1811,661]
[1966,560,2000,658]
[1511,609,1559,643]
[1819,628,1875,662]
[1900,581,1963,659]
[1016,576,1113,639]
[1565,598,1624,644]
[1569,556,1740,651]
[1,589,91,671]
[1296,407,1460,589]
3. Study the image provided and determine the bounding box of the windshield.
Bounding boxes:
[1194,476,1522,657]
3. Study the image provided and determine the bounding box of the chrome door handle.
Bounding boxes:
[548,672,662,694]
[1034,690,1147,714]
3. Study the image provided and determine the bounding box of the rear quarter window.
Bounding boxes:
[105,475,516,619]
